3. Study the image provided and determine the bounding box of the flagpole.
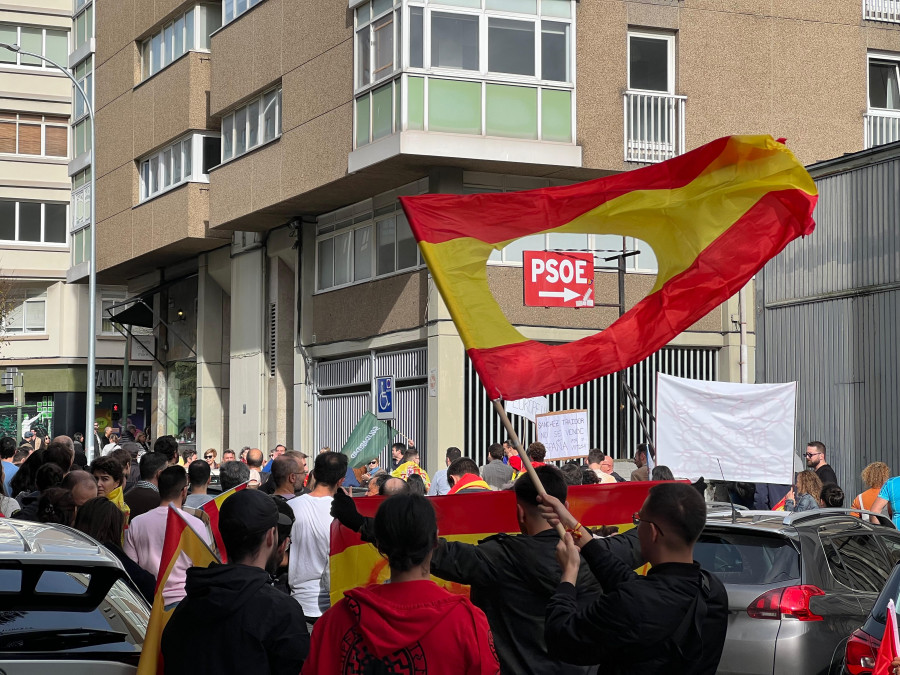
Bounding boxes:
[492,399,566,538]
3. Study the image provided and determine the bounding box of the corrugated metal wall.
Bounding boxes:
[758,149,900,499]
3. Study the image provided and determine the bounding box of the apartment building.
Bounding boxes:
[87,0,900,469]
[0,0,148,441]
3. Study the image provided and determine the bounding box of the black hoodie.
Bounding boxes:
[161,563,309,675]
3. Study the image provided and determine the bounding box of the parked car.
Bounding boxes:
[696,508,900,675]
[842,558,900,674]
[0,518,149,672]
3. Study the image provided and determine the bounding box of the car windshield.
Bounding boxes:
[0,568,148,653]
[695,531,800,585]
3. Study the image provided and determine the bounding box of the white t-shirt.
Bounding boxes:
[288,493,335,618]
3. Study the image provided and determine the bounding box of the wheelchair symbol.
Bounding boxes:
[377,377,393,416]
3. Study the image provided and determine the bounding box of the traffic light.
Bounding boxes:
[112,403,121,422]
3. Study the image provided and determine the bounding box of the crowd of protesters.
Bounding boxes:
[0,426,887,673]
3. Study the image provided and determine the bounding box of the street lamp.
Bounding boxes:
[0,42,97,459]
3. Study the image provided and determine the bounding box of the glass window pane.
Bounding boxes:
[629,35,669,92]
[372,83,393,140]
[152,32,162,74]
[45,125,67,157]
[502,234,544,262]
[248,100,259,148]
[163,24,174,65]
[0,26,16,63]
[373,0,392,15]
[74,228,84,264]
[428,78,481,134]
[187,8,197,50]
[373,14,393,80]
[222,114,233,160]
[0,201,14,240]
[6,301,22,332]
[354,225,373,280]
[25,300,44,331]
[142,40,151,79]
[173,143,182,182]
[141,161,150,198]
[376,216,396,275]
[541,88,571,142]
[396,213,418,269]
[486,0,536,12]
[263,91,278,141]
[18,123,40,155]
[547,232,587,251]
[357,28,370,86]
[486,83,537,139]
[317,238,334,289]
[870,62,900,110]
[236,0,247,17]
[19,28,42,66]
[235,107,247,156]
[333,232,351,286]
[489,19,534,76]
[541,21,568,82]
[202,136,219,173]
[356,95,371,147]
[0,120,15,153]
[151,155,160,193]
[432,0,480,7]
[44,204,66,243]
[18,202,41,241]
[174,16,185,58]
[631,238,657,272]
[87,5,94,40]
[162,149,172,187]
[409,7,423,69]
[225,0,234,24]
[45,30,68,66]
[184,139,192,176]
[431,12,479,71]
[357,4,370,25]
[542,0,571,17]
[594,234,624,256]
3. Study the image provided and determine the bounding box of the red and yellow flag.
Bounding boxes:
[399,135,817,401]
[200,481,249,562]
[329,482,655,604]
[137,506,219,675]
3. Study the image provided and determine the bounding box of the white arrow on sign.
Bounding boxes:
[539,288,580,302]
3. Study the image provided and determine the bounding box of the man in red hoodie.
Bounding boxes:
[305,494,498,674]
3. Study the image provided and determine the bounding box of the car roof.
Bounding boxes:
[0,518,121,567]
[705,508,897,538]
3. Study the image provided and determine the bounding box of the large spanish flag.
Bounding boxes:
[399,135,817,401]
[330,482,655,604]
[137,506,219,675]
[201,481,248,562]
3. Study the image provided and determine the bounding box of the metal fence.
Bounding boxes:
[865,111,900,150]
[864,0,900,23]
[624,91,687,163]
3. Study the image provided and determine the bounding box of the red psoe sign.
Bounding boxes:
[523,251,594,308]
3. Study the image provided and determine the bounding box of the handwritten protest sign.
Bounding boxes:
[505,396,549,423]
[535,409,589,461]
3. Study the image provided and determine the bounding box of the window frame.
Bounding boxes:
[222,0,265,26]
[219,88,282,164]
[73,55,94,123]
[0,112,69,158]
[139,4,220,82]
[0,199,68,246]
[0,24,69,70]
[138,132,220,203]
[99,289,127,336]
[868,51,900,111]
[626,29,675,95]
[70,167,91,266]
[3,287,47,335]
[73,3,94,52]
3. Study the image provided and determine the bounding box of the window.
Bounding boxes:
[0,112,67,157]
[316,180,428,291]
[0,200,66,244]
[220,88,281,163]
[870,57,900,110]
[74,3,93,52]
[820,533,892,592]
[140,5,220,81]
[0,25,68,68]
[73,57,93,121]
[71,167,91,265]
[223,0,264,25]
[73,117,91,157]
[3,288,47,334]
[356,0,401,88]
[100,291,126,335]
[628,31,674,93]
[139,133,220,201]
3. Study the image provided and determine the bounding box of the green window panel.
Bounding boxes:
[485,84,537,140]
[541,0,571,18]
[541,88,571,142]
[372,83,394,140]
[0,26,15,63]
[356,95,371,147]
[428,79,481,135]
[487,0,537,13]
[408,77,425,130]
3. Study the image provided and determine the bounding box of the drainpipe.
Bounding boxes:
[738,286,749,383]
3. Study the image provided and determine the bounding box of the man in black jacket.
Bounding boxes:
[332,464,642,674]
[161,489,308,674]
[541,482,728,674]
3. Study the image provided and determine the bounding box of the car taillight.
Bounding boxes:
[746,585,825,621]
[844,628,879,675]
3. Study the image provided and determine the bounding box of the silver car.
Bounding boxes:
[0,518,150,673]
[697,509,900,675]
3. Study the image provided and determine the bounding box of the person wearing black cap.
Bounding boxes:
[161,489,309,674]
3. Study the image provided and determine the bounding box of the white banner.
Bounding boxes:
[505,396,549,424]
[535,409,590,461]
[656,374,796,484]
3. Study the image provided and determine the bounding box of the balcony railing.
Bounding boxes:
[865,0,900,23]
[624,91,686,164]
[865,110,900,149]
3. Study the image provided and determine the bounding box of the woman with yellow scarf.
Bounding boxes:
[90,455,131,533]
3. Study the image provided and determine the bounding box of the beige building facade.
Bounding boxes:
[86,0,900,469]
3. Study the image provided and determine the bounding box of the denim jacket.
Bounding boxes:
[785,492,819,512]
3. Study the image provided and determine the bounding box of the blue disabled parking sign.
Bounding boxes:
[376,376,395,420]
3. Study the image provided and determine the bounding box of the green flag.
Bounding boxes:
[341,411,397,469]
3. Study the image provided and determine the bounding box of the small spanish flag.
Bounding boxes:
[200,481,249,562]
[400,135,817,401]
[137,506,219,675]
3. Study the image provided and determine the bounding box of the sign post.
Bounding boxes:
[375,375,395,421]
[523,251,595,308]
